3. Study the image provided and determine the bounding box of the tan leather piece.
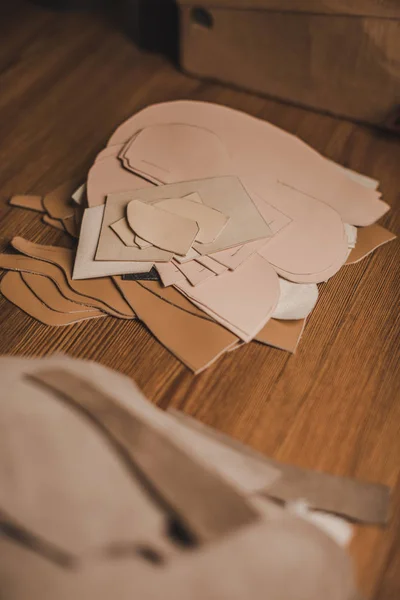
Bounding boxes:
[155,262,186,286]
[114,277,239,373]
[255,318,306,353]
[0,272,105,326]
[155,197,229,245]
[121,123,232,185]
[42,215,65,232]
[110,218,138,247]
[9,195,44,213]
[32,368,259,543]
[173,259,215,286]
[61,216,79,239]
[42,180,78,220]
[0,252,110,312]
[195,255,228,275]
[175,254,281,341]
[11,237,135,319]
[170,411,390,526]
[127,199,199,256]
[73,206,153,279]
[345,224,396,264]
[20,273,100,315]
[109,101,388,226]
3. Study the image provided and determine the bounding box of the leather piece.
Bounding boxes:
[255,318,306,353]
[108,101,388,226]
[11,237,135,319]
[175,253,281,341]
[169,411,390,526]
[0,272,105,326]
[110,218,138,247]
[42,180,78,220]
[114,277,239,373]
[345,224,396,264]
[20,272,100,315]
[42,215,65,232]
[9,195,44,213]
[73,206,153,280]
[61,216,79,239]
[195,255,228,275]
[173,260,215,286]
[155,262,186,286]
[126,199,199,256]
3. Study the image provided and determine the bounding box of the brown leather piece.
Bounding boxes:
[114,277,239,373]
[0,272,106,326]
[62,216,79,239]
[42,215,66,232]
[31,368,259,543]
[169,411,390,525]
[345,224,396,264]
[254,317,306,353]
[42,180,79,220]
[11,238,135,319]
[21,273,100,315]
[9,195,44,213]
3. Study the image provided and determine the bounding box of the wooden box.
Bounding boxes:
[178,1,400,130]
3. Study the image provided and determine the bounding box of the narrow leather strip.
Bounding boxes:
[9,195,44,213]
[30,368,259,543]
[42,180,78,220]
[345,224,396,265]
[42,215,65,232]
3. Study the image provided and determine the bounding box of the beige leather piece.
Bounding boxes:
[195,255,228,275]
[211,238,267,270]
[0,272,105,326]
[32,368,258,543]
[73,206,153,279]
[20,273,100,315]
[134,234,152,249]
[96,177,272,262]
[11,237,135,319]
[345,224,396,265]
[86,152,153,208]
[175,253,281,341]
[121,123,232,185]
[42,215,65,232]
[246,176,349,282]
[71,183,86,205]
[173,259,215,287]
[127,199,199,256]
[255,318,306,353]
[170,411,390,526]
[9,195,44,213]
[0,360,170,557]
[109,218,138,247]
[155,262,186,287]
[42,180,78,220]
[109,101,388,226]
[95,143,125,163]
[173,246,200,263]
[0,252,104,309]
[114,277,239,373]
[155,197,229,245]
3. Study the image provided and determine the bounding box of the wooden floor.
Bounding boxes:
[0,2,399,597]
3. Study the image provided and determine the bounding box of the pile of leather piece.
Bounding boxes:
[0,355,390,599]
[3,101,396,372]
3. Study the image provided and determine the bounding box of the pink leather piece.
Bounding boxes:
[108,101,388,226]
[175,254,281,342]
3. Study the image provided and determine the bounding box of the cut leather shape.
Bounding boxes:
[121,123,232,185]
[126,199,199,256]
[96,177,272,262]
[0,359,170,557]
[87,152,153,208]
[155,197,229,245]
[244,176,349,283]
[169,411,390,526]
[42,215,65,232]
[20,272,100,315]
[9,195,44,213]
[42,180,78,220]
[195,255,228,275]
[11,237,135,319]
[255,318,306,353]
[62,216,79,239]
[73,206,154,280]
[173,259,215,287]
[211,238,267,271]
[0,272,105,326]
[109,101,388,226]
[345,224,396,265]
[173,246,200,264]
[121,267,160,282]
[155,262,186,287]
[272,279,318,320]
[71,184,86,205]
[134,234,152,249]
[110,218,138,247]
[175,253,281,341]
[114,277,239,373]
[31,368,258,542]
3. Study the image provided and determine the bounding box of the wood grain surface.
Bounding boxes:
[0,2,399,598]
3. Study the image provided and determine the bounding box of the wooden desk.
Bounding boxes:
[0,2,399,597]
